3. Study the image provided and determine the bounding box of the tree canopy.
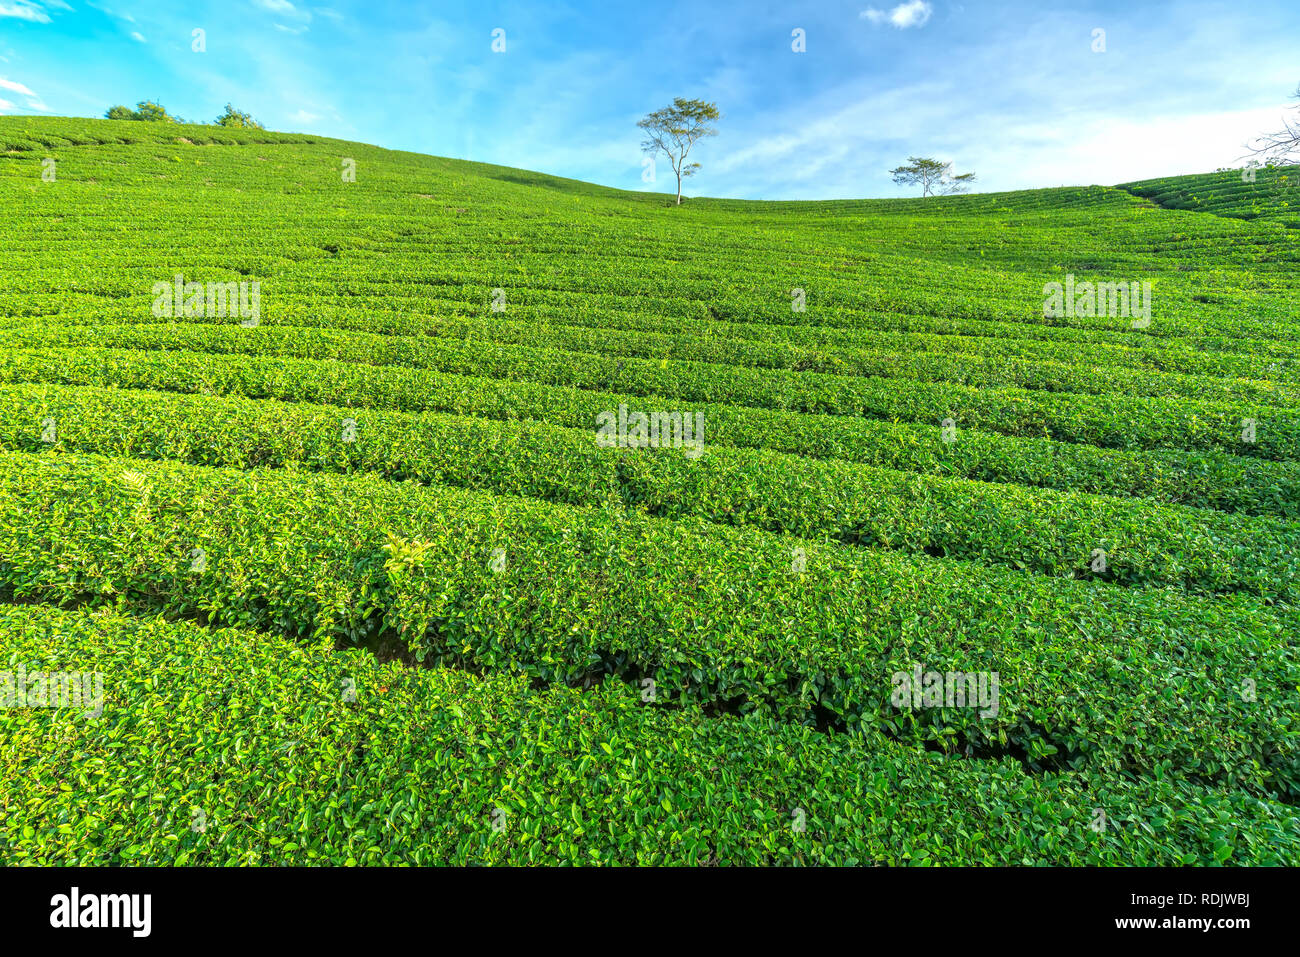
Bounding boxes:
[104,100,184,123]
[104,101,263,129]
[215,103,264,129]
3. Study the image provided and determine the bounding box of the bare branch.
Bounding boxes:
[1245,84,1300,163]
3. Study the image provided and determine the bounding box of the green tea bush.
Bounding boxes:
[1,604,1295,865]
[5,382,1298,597]
[0,452,1294,800]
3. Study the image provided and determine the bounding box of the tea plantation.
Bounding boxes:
[0,116,1296,865]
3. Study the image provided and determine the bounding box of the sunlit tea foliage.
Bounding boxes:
[0,116,1297,864]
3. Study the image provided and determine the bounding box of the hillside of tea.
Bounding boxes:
[0,115,1297,865]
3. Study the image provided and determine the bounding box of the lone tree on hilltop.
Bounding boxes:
[215,103,264,129]
[638,97,720,206]
[890,156,976,197]
[1247,84,1300,164]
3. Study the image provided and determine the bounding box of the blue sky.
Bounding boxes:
[1,0,1297,199]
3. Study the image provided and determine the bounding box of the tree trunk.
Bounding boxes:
[676,171,682,205]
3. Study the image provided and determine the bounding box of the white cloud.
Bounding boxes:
[130,31,146,43]
[312,7,342,20]
[86,2,135,24]
[0,77,38,97]
[0,75,48,111]
[289,108,319,123]
[861,1,933,29]
[0,1,50,23]
[255,0,304,15]
[255,0,312,32]
[705,31,1295,202]
[990,105,1294,188]
[0,97,14,111]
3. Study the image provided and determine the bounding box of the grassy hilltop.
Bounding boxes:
[0,115,1297,865]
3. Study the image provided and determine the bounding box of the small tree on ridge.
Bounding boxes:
[215,103,264,129]
[638,98,721,206]
[890,156,976,197]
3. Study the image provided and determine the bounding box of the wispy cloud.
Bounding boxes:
[130,31,146,43]
[0,75,48,110]
[861,1,933,29]
[86,2,135,24]
[256,0,311,21]
[0,1,51,23]
[256,0,313,34]
[0,77,40,98]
